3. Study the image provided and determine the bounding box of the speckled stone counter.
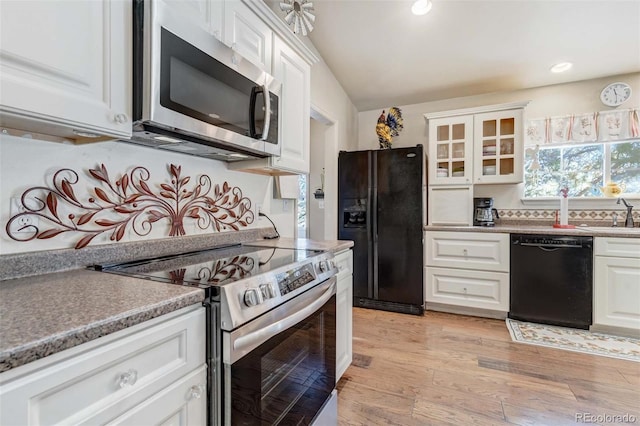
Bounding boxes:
[246,237,354,253]
[0,269,204,373]
[425,224,640,238]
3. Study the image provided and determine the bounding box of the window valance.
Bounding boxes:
[525,108,639,147]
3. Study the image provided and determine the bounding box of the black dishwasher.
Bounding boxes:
[509,234,593,329]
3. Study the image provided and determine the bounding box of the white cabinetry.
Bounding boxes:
[428,115,473,185]
[428,186,473,226]
[224,0,273,71]
[425,101,528,186]
[162,0,222,38]
[473,108,524,184]
[0,306,207,426]
[0,0,132,141]
[593,237,640,334]
[425,231,509,315]
[335,249,353,382]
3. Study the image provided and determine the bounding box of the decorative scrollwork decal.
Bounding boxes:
[6,164,254,249]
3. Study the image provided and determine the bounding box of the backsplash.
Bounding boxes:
[1,134,274,255]
[6,163,254,249]
[497,208,640,226]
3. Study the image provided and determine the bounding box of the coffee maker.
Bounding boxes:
[473,197,499,226]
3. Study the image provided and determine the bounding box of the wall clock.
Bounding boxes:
[600,82,632,107]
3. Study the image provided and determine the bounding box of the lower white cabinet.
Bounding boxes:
[594,237,640,333]
[0,305,206,426]
[425,231,509,313]
[335,249,353,382]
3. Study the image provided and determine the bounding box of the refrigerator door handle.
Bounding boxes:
[372,155,379,300]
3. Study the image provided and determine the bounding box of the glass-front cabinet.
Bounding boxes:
[473,109,524,184]
[426,102,527,186]
[427,115,473,185]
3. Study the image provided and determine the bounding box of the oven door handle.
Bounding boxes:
[229,278,336,362]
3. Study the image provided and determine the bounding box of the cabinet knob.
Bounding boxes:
[463,249,468,256]
[188,384,205,400]
[114,113,128,124]
[117,369,138,388]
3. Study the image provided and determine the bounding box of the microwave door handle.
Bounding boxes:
[249,86,260,138]
[260,84,271,141]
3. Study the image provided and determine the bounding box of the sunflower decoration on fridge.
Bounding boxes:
[376,107,404,149]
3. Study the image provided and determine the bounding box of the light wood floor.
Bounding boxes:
[337,308,640,425]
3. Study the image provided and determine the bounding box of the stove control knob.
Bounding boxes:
[243,288,263,307]
[260,283,276,299]
[317,261,326,273]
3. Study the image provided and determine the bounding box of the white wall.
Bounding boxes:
[0,135,291,254]
[308,118,326,240]
[358,72,640,209]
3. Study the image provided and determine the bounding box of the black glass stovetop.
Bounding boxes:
[95,244,322,288]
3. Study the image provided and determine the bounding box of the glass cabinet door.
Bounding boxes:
[428,115,473,185]
[474,109,524,184]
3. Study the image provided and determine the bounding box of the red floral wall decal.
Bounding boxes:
[6,164,254,249]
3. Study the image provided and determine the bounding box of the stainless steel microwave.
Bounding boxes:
[130,0,281,161]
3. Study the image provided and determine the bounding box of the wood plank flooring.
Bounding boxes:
[337,308,640,425]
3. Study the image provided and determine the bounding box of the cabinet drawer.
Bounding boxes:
[107,365,207,425]
[425,231,509,272]
[0,306,205,426]
[595,237,640,259]
[335,249,353,277]
[426,266,509,311]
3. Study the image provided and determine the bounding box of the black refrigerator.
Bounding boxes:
[338,145,425,315]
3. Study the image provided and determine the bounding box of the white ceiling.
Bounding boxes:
[303,0,640,111]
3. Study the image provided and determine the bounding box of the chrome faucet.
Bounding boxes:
[617,198,635,228]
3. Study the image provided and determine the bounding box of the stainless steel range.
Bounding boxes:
[95,243,338,425]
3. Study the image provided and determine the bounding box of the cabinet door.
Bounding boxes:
[271,37,310,174]
[162,0,221,38]
[336,270,353,382]
[427,186,473,226]
[428,116,473,185]
[0,0,131,139]
[473,109,524,184]
[107,366,207,426]
[594,256,640,331]
[224,0,272,71]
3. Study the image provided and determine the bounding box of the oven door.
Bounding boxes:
[223,278,336,426]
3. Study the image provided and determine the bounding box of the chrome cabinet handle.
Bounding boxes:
[114,113,128,124]
[117,369,138,388]
[188,384,205,400]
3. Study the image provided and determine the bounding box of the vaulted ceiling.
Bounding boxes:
[302,0,640,111]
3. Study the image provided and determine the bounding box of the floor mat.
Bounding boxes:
[506,319,640,362]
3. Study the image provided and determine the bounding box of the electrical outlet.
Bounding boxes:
[256,203,263,217]
[283,199,290,211]
[10,197,39,233]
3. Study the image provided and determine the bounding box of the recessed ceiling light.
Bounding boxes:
[550,62,573,73]
[153,135,182,143]
[412,0,433,16]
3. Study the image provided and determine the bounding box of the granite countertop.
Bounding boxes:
[425,224,640,238]
[246,237,354,252]
[0,235,351,374]
[0,269,205,373]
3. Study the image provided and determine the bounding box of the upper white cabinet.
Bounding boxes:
[270,37,310,174]
[162,0,222,37]
[0,0,132,141]
[425,101,528,186]
[428,116,473,185]
[473,108,524,184]
[223,0,273,71]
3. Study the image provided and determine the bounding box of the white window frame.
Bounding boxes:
[521,139,640,209]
